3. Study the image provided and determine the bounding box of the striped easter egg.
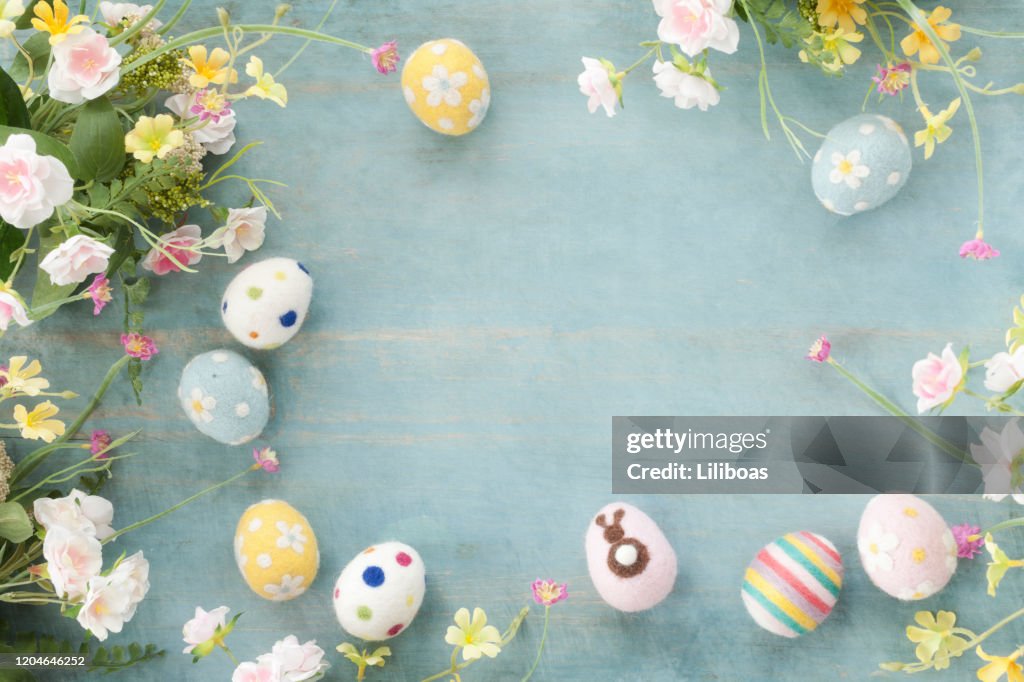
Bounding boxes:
[741,531,843,638]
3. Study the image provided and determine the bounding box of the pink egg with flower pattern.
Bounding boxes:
[857,494,957,600]
[585,502,677,612]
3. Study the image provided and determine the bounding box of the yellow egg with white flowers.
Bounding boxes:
[401,38,490,136]
[234,499,319,602]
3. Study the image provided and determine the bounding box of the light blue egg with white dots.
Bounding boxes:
[811,114,912,216]
[178,350,271,445]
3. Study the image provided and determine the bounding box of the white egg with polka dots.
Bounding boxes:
[221,257,313,350]
[333,542,426,641]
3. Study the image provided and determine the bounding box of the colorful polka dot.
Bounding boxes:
[406,594,414,607]
[249,331,259,339]
[297,262,310,275]
[222,300,228,312]
[334,587,340,599]
[247,286,263,300]
[357,605,373,620]
[396,552,412,567]
[363,566,385,587]
[274,271,287,281]
[387,624,404,637]
[279,310,298,327]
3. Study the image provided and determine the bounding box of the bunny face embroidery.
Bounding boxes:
[595,508,651,578]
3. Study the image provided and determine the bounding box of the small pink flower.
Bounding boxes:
[0,365,7,389]
[959,238,1000,261]
[872,62,911,96]
[140,224,203,276]
[951,523,984,559]
[252,446,279,473]
[531,579,568,607]
[577,57,620,118]
[806,335,831,363]
[48,28,122,105]
[121,333,158,360]
[371,41,400,74]
[87,274,113,316]
[912,343,964,413]
[90,429,113,457]
[188,88,232,123]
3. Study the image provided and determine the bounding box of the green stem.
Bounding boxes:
[826,358,973,465]
[276,0,341,76]
[157,0,192,35]
[122,25,374,76]
[960,26,1024,39]
[9,356,131,486]
[109,0,166,46]
[102,464,258,544]
[894,0,984,238]
[981,518,1024,537]
[621,45,659,76]
[520,606,550,682]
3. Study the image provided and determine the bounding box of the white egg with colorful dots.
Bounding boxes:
[221,257,313,350]
[811,114,912,216]
[178,349,270,445]
[333,542,425,641]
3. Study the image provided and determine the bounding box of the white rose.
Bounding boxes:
[0,288,31,331]
[76,572,133,640]
[652,61,721,111]
[48,28,122,105]
[985,349,1024,394]
[33,489,115,540]
[0,134,74,230]
[109,551,150,620]
[98,1,161,28]
[652,0,740,57]
[182,605,230,654]
[39,235,114,286]
[232,660,276,682]
[577,57,619,118]
[265,636,329,681]
[209,207,267,263]
[42,526,103,600]
[165,93,237,155]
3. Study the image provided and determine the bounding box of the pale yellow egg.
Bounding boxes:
[234,499,319,601]
[401,39,490,136]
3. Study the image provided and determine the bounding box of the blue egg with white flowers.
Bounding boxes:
[178,350,271,445]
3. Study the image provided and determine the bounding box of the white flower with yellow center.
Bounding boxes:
[829,149,870,188]
[188,387,216,423]
[422,65,467,107]
[859,522,899,572]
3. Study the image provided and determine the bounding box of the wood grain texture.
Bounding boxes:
[4,1,1024,679]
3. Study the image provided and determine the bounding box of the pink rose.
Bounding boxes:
[652,0,740,57]
[48,28,122,104]
[0,134,74,230]
[266,636,328,681]
[39,235,114,286]
[33,488,115,540]
[141,224,203,275]
[42,526,103,600]
[232,661,275,682]
[577,57,619,118]
[651,60,720,111]
[0,287,31,330]
[182,605,229,654]
[210,207,266,263]
[912,343,964,413]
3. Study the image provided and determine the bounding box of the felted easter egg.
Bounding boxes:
[221,257,313,350]
[234,499,319,601]
[333,542,426,641]
[741,531,843,638]
[401,39,490,136]
[585,502,677,612]
[811,113,912,216]
[178,349,270,445]
[857,494,957,600]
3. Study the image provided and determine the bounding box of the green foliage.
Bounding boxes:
[7,34,49,84]
[0,502,31,543]
[735,0,814,49]
[0,619,164,677]
[0,126,79,179]
[29,229,78,321]
[69,97,126,183]
[144,166,209,225]
[120,43,186,93]
[123,277,150,404]
[0,223,26,282]
[0,67,30,129]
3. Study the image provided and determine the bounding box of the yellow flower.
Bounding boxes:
[977,646,1024,682]
[901,5,961,65]
[1,356,49,396]
[905,611,970,670]
[821,28,864,66]
[816,0,867,33]
[13,401,65,443]
[914,98,960,160]
[30,0,88,45]
[125,114,184,163]
[181,45,238,89]
[983,532,1024,597]
[444,607,502,661]
[244,57,288,107]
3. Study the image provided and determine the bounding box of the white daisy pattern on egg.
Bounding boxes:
[235,402,251,417]
[276,521,307,554]
[264,574,306,601]
[897,580,937,601]
[422,65,468,107]
[257,553,272,569]
[187,388,216,423]
[468,88,490,129]
[858,522,899,572]
[829,150,870,189]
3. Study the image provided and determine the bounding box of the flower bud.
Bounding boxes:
[217,7,230,27]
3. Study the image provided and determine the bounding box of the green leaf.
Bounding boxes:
[0,67,30,129]
[8,33,50,84]
[0,222,27,281]
[30,228,78,321]
[0,502,33,543]
[69,97,125,182]
[0,126,80,179]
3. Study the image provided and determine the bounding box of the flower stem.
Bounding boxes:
[102,464,258,544]
[621,46,659,76]
[826,358,973,465]
[980,517,1024,537]
[520,606,550,682]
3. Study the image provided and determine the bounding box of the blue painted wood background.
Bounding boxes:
[5,1,1024,679]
